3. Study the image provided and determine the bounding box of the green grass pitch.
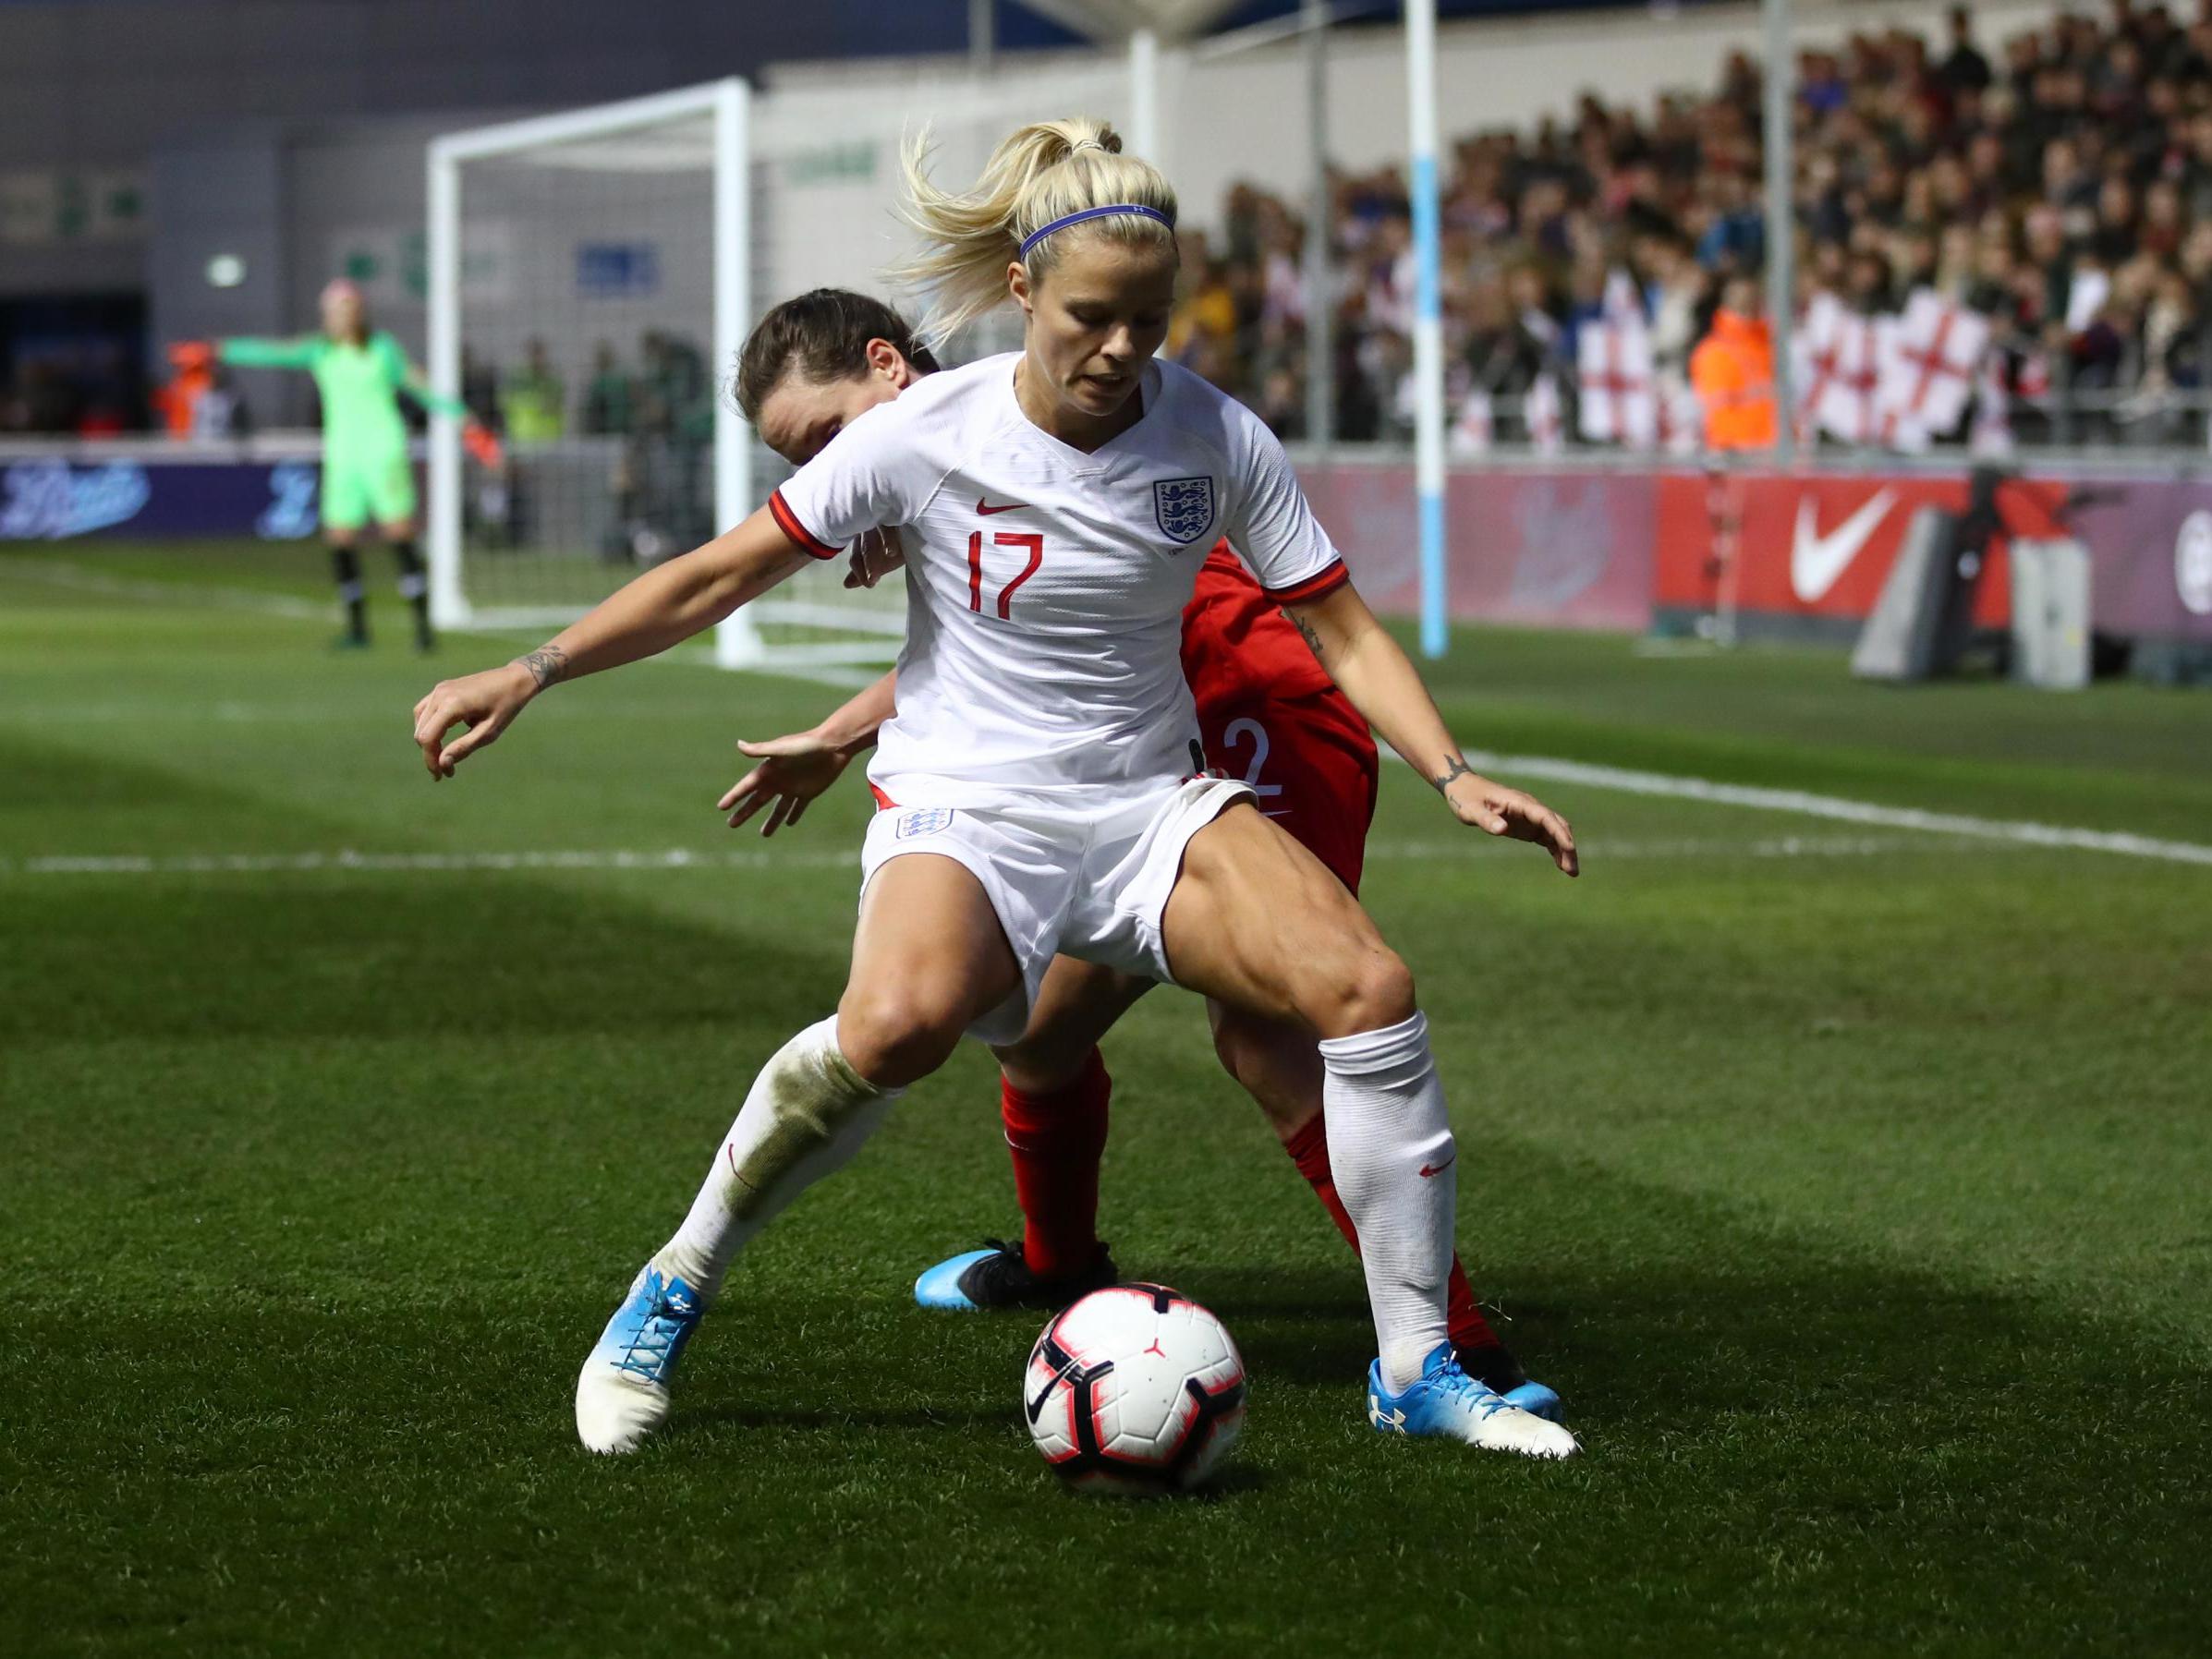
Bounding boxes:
[4,541,2208,1655]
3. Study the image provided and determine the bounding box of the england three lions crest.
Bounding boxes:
[1152,476,1216,547]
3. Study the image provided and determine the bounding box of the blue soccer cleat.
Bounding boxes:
[1502,1379,1565,1423]
[1459,1341,1566,1424]
[1460,1344,1565,1424]
[1366,1342,1578,1459]
[914,1247,1001,1311]
[914,1237,1117,1313]
[574,1262,703,1455]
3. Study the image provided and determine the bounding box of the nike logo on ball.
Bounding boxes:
[1790,487,1897,601]
[977,498,1027,515]
[1026,1376,1057,1423]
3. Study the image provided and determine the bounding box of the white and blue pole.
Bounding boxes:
[1130,28,1161,164]
[1404,0,1448,658]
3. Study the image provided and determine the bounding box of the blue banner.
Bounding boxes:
[0,456,326,541]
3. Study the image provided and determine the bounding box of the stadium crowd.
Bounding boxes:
[13,1,2212,453]
[1170,0,2212,448]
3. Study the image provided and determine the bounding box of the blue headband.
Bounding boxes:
[1018,203,1173,260]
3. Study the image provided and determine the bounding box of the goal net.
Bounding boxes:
[427,61,1133,674]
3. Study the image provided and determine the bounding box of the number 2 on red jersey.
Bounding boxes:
[966,530,1045,621]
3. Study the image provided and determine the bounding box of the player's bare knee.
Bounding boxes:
[1347,947,1417,1033]
[1303,946,1416,1040]
[835,987,963,1088]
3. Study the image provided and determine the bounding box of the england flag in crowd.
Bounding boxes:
[1798,291,1893,446]
[1451,387,1494,456]
[1796,288,1996,451]
[1574,269,1689,451]
[1575,315,1659,448]
[1878,288,1991,453]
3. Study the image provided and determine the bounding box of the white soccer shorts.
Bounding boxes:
[857,776,1255,1047]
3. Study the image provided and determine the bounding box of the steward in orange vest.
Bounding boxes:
[1690,282,1778,451]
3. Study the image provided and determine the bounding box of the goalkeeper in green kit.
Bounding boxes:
[184,279,500,650]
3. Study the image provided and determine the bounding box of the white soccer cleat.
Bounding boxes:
[1366,1343,1580,1459]
[574,1264,703,1455]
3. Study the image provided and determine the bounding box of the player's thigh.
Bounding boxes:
[1161,800,1412,1039]
[993,956,1153,1093]
[321,463,371,537]
[370,454,419,527]
[842,853,1023,1084]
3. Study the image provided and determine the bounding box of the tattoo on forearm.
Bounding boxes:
[1283,608,1325,660]
[1431,754,1475,794]
[515,643,570,689]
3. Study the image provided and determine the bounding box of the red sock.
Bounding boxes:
[1282,1110,1362,1252]
[1001,1047,1111,1280]
[1282,1112,1500,1353]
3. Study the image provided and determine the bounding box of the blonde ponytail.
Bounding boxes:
[891,116,1179,347]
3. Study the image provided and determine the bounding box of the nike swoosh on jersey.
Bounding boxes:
[1790,487,1898,602]
[976,497,1028,515]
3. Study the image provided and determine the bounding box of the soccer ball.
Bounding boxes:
[1024,1283,1246,1496]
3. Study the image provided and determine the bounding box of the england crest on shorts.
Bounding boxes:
[894,807,954,839]
[1152,476,1216,547]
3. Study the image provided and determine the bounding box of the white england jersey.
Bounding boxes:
[771,353,1348,806]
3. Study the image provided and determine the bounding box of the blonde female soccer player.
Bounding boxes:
[191,279,498,650]
[411,120,1581,1461]
[723,285,1561,1423]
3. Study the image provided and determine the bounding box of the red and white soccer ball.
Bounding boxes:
[1025,1283,1246,1496]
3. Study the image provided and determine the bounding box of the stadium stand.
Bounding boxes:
[11,0,2212,455]
[1170,0,2212,450]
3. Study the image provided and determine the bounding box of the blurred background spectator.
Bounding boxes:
[1152,0,2212,449]
[14,0,2212,451]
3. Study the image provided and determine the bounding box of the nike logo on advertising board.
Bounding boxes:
[1790,488,1898,601]
[976,498,1027,515]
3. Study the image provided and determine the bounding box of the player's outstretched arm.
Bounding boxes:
[209,336,321,369]
[1283,582,1578,877]
[411,506,812,779]
[395,353,500,464]
[719,670,898,836]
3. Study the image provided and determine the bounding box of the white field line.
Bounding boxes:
[757,662,887,691]
[10,561,2203,866]
[4,846,858,877]
[1,559,875,694]
[0,833,1975,879]
[1374,832,1960,863]
[1416,748,2212,868]
[4,559,332,621]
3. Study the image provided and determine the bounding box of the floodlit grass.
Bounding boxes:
[4,542,2208,1654]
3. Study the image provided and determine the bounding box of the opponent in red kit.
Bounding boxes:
[723,288,1558,1417]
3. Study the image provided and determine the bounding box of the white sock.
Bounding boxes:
[1317,1011,1455,1393]
[654,1016,899,1300]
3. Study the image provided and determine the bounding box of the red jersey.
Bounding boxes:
[1179,540,1337,716]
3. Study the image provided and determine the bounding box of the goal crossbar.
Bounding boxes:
[428,78,814,668]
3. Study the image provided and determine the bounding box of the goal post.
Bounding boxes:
[428,78,830,670]
[427,61,1136,674]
